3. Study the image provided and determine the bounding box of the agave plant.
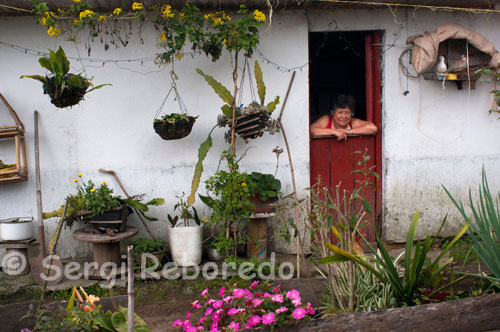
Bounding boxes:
[21,47,109,108]
[321,210,470,306]
[444,168,500,283]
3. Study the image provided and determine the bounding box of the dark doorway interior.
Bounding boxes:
[309,31,367,124]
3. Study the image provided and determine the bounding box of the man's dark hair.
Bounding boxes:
[331,94,355,114]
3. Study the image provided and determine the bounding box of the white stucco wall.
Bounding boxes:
[1,7,500,260]
[0,11,310,259]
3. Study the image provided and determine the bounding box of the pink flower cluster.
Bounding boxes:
[172,281,315,331]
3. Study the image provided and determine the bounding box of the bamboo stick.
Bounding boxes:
[21,135,28,177]
[0,93,24,131]
[127,245,134,332]
[15,135,20,168]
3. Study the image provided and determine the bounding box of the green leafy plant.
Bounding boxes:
[247,172,281,202]
[130,238,167,254]
[167,193,202,227]
[199,150,255,256]
[155,113,192,124]
[444,168,500,283]
[44,174,164,223]
[20,47,109,108]
[23,286,150,331]
[322,210,470,306]
[306,150,379,312]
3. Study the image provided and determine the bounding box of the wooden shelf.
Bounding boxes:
[421,70,481,90]
[0,93,28,184]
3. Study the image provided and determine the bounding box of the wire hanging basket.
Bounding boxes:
[153,83,197,140]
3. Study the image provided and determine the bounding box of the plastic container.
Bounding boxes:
[168,224,203,267]
[0,217,34,241]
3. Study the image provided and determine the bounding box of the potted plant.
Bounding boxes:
[129,237,167,271]
[0,217,34,241]
[247,172,282,213]
[21,47,109,108]
[153,112,197,140]
[0,160,16,179]
[44,174,164,232]
[167,193,203,266]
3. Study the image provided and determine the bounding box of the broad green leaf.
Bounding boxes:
[124,199,148,212]
[49,48,63,79]
[87,83,112,93]
[38,57,54,73]
[221,104,233,118]
[330,225,341,240]
[196,68,233,105]
[266,95,280,113]
[319,254,348,264]
[20,75,48,86]
[55,46,70,75]
[362,199,373,217]
[188,128,214,205]
[66,286,76,311]
[254,60,266,105]
[145,198,165,206]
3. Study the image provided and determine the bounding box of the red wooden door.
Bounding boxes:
[309,32,382,242]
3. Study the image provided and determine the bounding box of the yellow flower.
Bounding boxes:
[79,9,95,20]
[241,182,247,187]
[74,178,79,183]
[179,12,185,20]
[90,188,96,192]
[73,0,81,2]
[212,17,224,27]
[132,2,144,10]
[253,10,266,22]
[98,15,107,22]
[204,13,213,20]
[202,216,208,223]
[47,25,61,36]
[77,173,82,177]
[162,5,174,18]
[159,31,167,43]
[73,19,81,27]
[57,8,65,15]
[46,11,55,17]
[113,8,122,16]
[102,181,107,185]
[39,17,47,25]
[175,53,184,60]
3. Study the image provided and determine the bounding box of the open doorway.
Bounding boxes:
[308,30,383,241]
[309,31,368,124]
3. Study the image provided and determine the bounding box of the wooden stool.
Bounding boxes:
[73,226,137,279]
[0,238,35,275]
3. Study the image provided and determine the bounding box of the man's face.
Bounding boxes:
[332,107,352,128]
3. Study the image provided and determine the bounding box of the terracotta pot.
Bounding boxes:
[249,196,277,214]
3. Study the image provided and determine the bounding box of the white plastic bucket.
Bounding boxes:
[0,217,34,241]
[168,225,203,267]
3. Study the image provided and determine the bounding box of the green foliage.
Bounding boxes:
[196,68,234,108]
[224,256,278,279]
[188,126,215,205]
[323,211,470,306]
[155,112,191,124]
[21,46,109,108]
[130,238,167,254]
[0,160,15,170]
[246,172,281,202]
[444,168,500,283]
[43,174,164,223]
[254,61,266,105]
[168,193,201,227]
[201,150,255,256]
[23,285,150,331]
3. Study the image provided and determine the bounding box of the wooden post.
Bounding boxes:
[127,245,134,332]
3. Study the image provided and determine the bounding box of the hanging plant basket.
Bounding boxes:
[234,111,270,139]
[154,82,196,140]
[44,74,88,108]
[154,113,197,140]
